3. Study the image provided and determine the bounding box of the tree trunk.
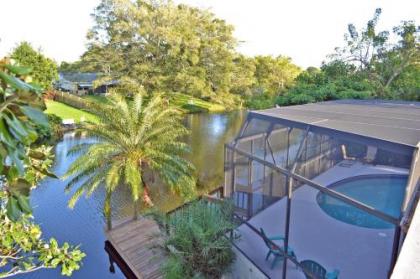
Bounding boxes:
[133,199,139,220]
[141,175,154,207]
[384,52,412,90]
[384,68,403,89]
[104,191,112,230]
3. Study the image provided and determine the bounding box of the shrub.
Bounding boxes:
[245,93,276,109]
[334,89,372,100]
[162,200,236,279]
[34,114,63,144]
[289,93,316,105]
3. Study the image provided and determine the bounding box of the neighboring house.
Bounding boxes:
[56,72,117,95]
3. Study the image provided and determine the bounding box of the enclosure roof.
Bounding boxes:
[253,100,420,148]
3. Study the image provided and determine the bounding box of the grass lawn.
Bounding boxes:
[82,95,110,105]
[46,93,224,126]
[82,93,225,113]
[45,100,98,123]
[170,93,225,113]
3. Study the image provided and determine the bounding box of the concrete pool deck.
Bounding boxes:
[234,160,408,279]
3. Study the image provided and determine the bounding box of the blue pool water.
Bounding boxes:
[317,175,408,229]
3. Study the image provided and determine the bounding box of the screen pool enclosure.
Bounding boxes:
[224,100,420,279]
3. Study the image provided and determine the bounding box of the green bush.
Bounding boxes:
[334,89,373,100]
[290,93,316,104]
[34,114,63,144]
[162,200,236,279]
[245,93,276,109]
[275,79,374,106]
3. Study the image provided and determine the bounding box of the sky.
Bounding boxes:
[0,0,419,68]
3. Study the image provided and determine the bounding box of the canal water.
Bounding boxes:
[19,111,245,279]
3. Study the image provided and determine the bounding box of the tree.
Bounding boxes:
[82,0,239,105]
[276,62,374,106]
[58,61,84,73]
[280,8,419,106]
[0,58,84,277]
[374,21,419,97]
[332,8,389,71]
[390,61,420,101]
[64,92,196,230]
[253,55,301,96]
[230,55,256,98]
[243,56,301,109]
[10,42,58,90]
[330,8,419,98]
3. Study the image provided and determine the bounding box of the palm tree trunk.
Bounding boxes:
[141,175,154,207]
[104,191,112,230]
[133,199,139,220]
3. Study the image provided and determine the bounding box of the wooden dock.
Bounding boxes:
[105,217,166,279]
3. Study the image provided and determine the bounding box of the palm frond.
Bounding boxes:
[64,92,196,221]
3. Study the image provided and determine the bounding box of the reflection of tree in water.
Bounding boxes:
[137,111,247,212]
[183,111,247,192]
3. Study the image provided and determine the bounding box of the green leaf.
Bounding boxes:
[9,178,32,196]
[6,197,21,221]
[21,106,48,127]
[29,149,47,160]
[5,165,19,181]
[27,126,38,142]
[32,164,58,178]
[4,114,29,140]
[8,150,25,175]
[28,82,43,93]
[5,64,32,75]
[0,71,33,91]
[0,119,15,147]
[16,194,32,214]
[51,258,62,267]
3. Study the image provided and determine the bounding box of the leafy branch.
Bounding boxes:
[0,57,85,277]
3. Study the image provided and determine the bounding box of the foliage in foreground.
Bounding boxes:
[161,200,235,279]
[0,58,56,220]
[64,91,196,229]
[33,114,64,144]
[0,211,85,278]
[0,58,85,277]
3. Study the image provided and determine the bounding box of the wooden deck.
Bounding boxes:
[105,217,166,279]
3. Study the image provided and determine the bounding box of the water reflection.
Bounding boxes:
[20,111,245,279]
[184,111,246,191]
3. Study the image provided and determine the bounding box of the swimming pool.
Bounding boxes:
[317,174,408,229]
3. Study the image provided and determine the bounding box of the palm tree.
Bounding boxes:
[64,93,196,229]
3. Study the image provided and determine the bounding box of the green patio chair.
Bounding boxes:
[260,228,298,269]
[300,260,339,279]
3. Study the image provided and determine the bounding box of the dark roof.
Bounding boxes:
[59,72,99,83]
[252,100,420,149]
